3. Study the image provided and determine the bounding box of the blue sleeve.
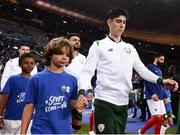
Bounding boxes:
[162,88,172,112]
[162,88,168,98]
[165,102,172,112]
[70,77,78,100]
[144,65,157,94]
[0,77,13,94]
[24,77,38,104]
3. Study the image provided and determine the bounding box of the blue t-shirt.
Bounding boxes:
[144,64,164,100]
[24,68,78,134]
[0,74,30,120]
[163,88,172,112]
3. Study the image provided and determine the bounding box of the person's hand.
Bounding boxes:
[168,117,174,126]
[87,92,94,102]
[0,118,4,130]
[151,94,158,101]
[163,79,179,91]
[163,98,167,104]
[76,95,88,113]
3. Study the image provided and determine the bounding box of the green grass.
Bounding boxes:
[76,124,89,134]
[165,127,177,134]
[76,124,177,134]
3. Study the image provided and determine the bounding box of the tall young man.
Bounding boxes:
[76,8,179,134]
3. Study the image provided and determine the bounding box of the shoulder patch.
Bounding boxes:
[98,124,105,132]
[124,47,131,54]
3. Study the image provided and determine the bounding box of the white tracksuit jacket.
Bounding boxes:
[79,36,159,106]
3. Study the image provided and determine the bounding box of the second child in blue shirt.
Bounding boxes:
[0,53,36,134]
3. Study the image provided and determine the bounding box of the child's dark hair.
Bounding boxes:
[106,8,129,21]
[43,37,74,66]
[66,33,80,40]
[19,53,36,65]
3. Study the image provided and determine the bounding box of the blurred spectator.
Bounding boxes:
[139,85,151,121]
[130,73,140,118]
[165,65,180,129]
[0,60,4,84]
[0,60,4,74]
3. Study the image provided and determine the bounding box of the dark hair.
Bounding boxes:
[19,53,36,65]
[18,43,31,49]
[106,8,129,21]
[154,52,165,58]
[66,33,80,40]
[43,37,74,66]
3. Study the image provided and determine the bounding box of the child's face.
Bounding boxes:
[51,46,70,68]
[20,57,36,73]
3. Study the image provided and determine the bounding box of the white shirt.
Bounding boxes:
[79,37,159,106]
[65,53,87,88]
[1,57,38,90]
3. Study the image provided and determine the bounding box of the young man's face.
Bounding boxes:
[107,15,126,37]
[68,36,81,50]
[157,56,165,66]
[20,57,36,74]
[51,46,70,68]
[18,45,30,56]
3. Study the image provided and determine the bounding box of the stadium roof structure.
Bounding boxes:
[1,0,180,45]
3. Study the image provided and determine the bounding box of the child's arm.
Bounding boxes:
[0,94,9,129]
[20,103,34,134]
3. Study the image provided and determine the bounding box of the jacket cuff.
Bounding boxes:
[157,77,164,86]
[87,89,93,94]
[78,89,86,96]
